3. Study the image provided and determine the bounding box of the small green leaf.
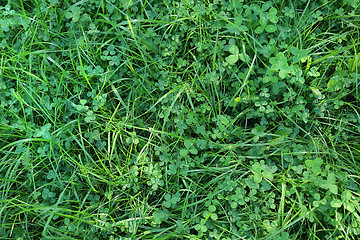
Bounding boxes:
[310,87,323,99]
[253,172,262,183]
[314,193,321,200]
[291,46,308,63]
[305,157,323,174]
[35,123,52,140]
[262,170,273,180]
[250,3,261,14]
[211,213,218,220]
[327,173,336,183]
[234,15,242,25]
[265,25,277,33]
[328,185,338,195]
[259,12,268,26]
[189,147,198,155]
[196,139,207,150]
[239,53,250,63]
[270,52,294,79]
[275,128,292,136]
[229,45,239,55]
[208,205,216,212]
[268,7,279,23]
[184,140,192,149]
[225,54,239,65]
[197,126,206,135]
[262,1,272,11]
[255,25,265,34]
[330,199,342,208]
[307,67,320,77]
[47,170,56,180]
[344,202,355,212]
[341,191,352,202]
[180,149,188,157]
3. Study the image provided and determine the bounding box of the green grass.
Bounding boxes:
[0,0,360,239]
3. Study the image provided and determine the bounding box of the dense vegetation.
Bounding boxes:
[0,0,360,239]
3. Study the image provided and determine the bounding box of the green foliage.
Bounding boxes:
[0,0,359,239]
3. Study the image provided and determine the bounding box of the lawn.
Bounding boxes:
[0,0,360,239]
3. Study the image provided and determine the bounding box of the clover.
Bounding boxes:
[34,123,52,140]
[65,7,81,23]
[225,45,250,66]
[269,52,294,79]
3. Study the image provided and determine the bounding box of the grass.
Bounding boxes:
[0,0,360,239]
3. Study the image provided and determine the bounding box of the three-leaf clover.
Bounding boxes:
[255,5,278,33]
[85,110,96,123]
[163,192,181,208]
[251,126,266,142]
[225,45,250,66]
[320,172,338,195]
[34,123,52,140]
[42,187,55,200]
[305,158,323,175]
[47,170,56,180]
[196,139,207,150]
[251,160,277,183]
[72,99,89,111]
[153,209,169,224]
[37,145,49,157]
[291,46,308,63]
[307,66,320,77]
[65,7,81,23]
[269,52,294,79]
[184,139,198,155]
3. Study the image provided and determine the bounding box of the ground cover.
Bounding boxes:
[0,0,360,239]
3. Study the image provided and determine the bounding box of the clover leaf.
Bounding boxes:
[85,110,96,123]
[163,192,181,208]
[225,44,250,66]
[65,7,81,23]
[305,158,323,175]
[267,7,279,23]
[251,160,277,184]
[196,139,207,150]
[330,199,342,208]
[167,163,178,175]
[255,25,265,34]
[184,139,198,155]
[153,209,169,224]
[42,187,55,200]
[37,145,49,157]
[225,45,239,65]
[234,15,242,25]
[341,191,355,212]
[47,170,56,180]
[307,66,320,77]
[72,99,89,111]
[290,46,308,63]
[179,149,188,157]
[265,25,277,33]
[251,126,266,142]
[184,139,192,149]
[270,52,294,79]
[34,123,52,140]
